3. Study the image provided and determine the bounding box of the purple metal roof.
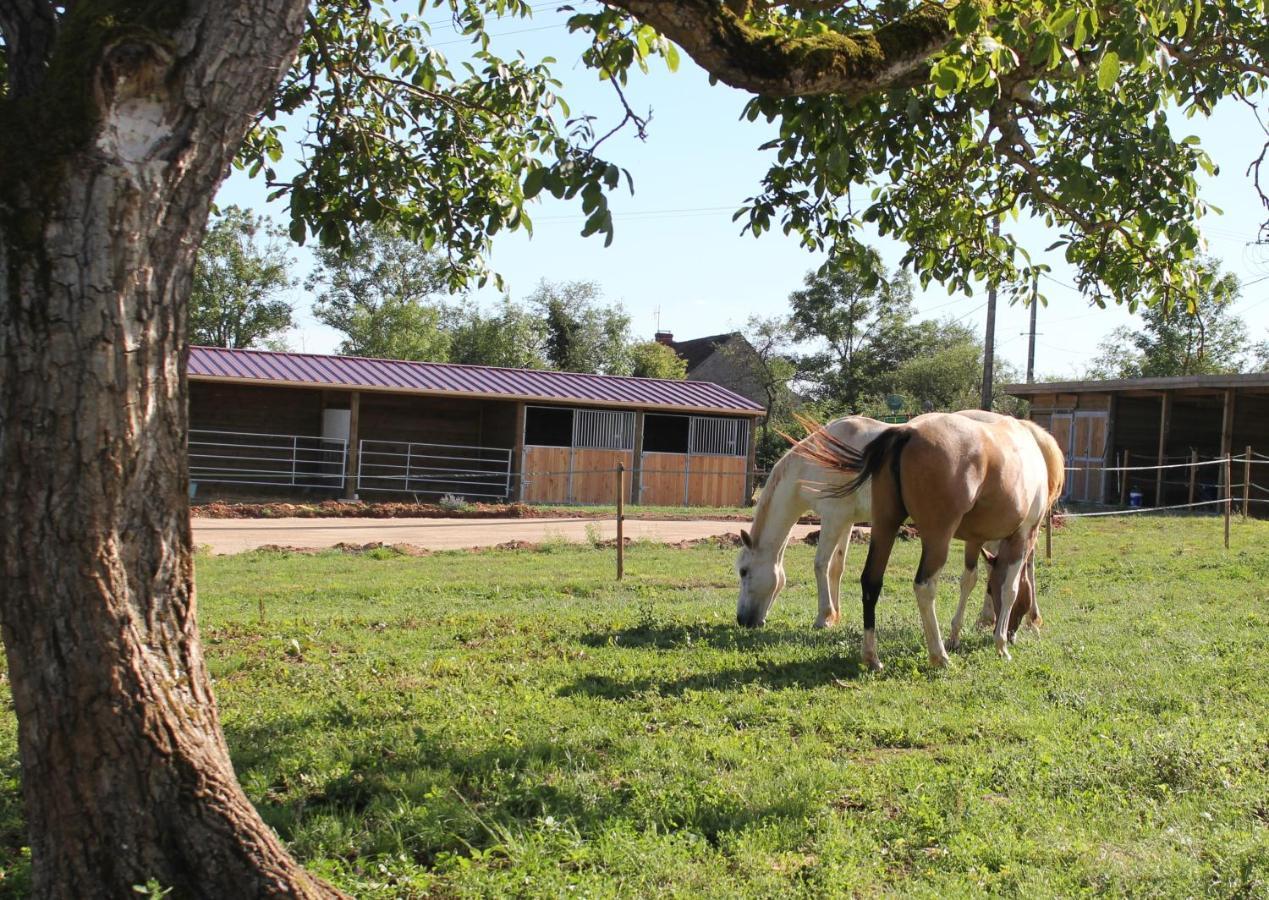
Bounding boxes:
[188,346,764,416]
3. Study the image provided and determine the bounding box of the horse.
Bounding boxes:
[735,416,890,630]
[796,411,1064,670]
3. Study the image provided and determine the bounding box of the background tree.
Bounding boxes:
[629,340,688,379]
[189,206,294,349]
[308,225,451,361]
[5,0,1269,894]
[446,298,549,368]
[788,255,916,413]
[884,322,1024,416]
[726,315,799,469]
[528,279,633,375]
[1086,262,1258,378]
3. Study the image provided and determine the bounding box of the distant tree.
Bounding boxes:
[629,341,688,379]
[726,316,799,469]
[788,254,916,413]
[528,280,632,375]
[189,206,294,349]
[446,299,548,369]
[1087,262,1256,378]
[308,225,450,360]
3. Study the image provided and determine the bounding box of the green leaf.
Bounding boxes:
[523,166,546,200]
[1097,51,1120,92]
[664,43,680,73]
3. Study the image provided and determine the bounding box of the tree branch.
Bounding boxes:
[596,0,961,98]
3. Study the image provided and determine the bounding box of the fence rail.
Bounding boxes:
[188,429,346,490]
[357,439,513,500]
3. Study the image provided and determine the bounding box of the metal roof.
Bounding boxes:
[188,346,765,416]
[1003,372,1269,396]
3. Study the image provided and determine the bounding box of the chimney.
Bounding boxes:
[654,330,674,346]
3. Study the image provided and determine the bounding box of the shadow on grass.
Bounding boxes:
[578,621,836,652]
[224,704,824,864]
[559,653,869,700]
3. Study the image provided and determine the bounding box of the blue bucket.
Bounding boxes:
[1128,490,1143,508]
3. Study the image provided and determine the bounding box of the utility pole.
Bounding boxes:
[979,219,999,410]
[1026,270,1038,383]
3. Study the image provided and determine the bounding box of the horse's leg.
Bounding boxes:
[813,511,850,628]
[975,539,1000,630]
[825,531,851,627]
[859,521,899,672]
[988,534,1028,659]
[947,540,982,651]
[913,531,953,668]
[1023,547,1042,632]
[1008,540,1041,641]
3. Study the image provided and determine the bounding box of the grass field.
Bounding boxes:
[1,517,1266,896]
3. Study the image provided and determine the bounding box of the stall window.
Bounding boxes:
[524,406,573,446]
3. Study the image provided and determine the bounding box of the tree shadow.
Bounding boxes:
[578,621,837,652]
[223,703,827,866]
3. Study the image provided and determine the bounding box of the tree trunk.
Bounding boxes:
[0,2,342,896]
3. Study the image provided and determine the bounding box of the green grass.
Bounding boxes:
[0,517,1267,896]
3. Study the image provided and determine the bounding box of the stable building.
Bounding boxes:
[187,346,763,506]
[1005,373,1269,509]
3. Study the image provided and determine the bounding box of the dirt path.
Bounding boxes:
[193,516,822,555]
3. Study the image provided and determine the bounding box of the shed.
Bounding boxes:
[1004,373,1269,510]
[187,346,764,506]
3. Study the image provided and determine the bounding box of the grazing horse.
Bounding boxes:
[735,416,890,629]
[797,411,1064,670]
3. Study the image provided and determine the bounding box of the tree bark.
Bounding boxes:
[598,0,958,98]
[0,1,343,895]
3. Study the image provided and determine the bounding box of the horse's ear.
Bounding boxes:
[740,529,752,548]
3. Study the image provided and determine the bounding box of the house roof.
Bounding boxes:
[1003,372,1269,396]
[188,346,765,416]
[669,333,738,372]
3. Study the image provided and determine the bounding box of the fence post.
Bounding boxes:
[1243,446,1252,520]
[1223,453,1232,550]
[1044,510,1052,560]
[1119,449,1130,506]
[1187,449,1197,505]
[616,463,625,581]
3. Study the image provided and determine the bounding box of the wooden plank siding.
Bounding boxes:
[570,449,633,504]
[640,452,689,506]
[686,455,747,506]
[521,447,571,503]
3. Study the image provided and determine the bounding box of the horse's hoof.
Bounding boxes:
[946,632,961,651]
[975,616,994,631]
[1007,630,1018,645]
[929,652,950,669]
[995,641,1012,661]
[865,656,884,673]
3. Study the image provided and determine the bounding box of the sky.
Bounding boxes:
[216,3,1269,383]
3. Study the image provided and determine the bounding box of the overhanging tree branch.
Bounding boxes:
[596,0,962,98]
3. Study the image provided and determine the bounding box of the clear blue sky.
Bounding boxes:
[217,4,1269,380]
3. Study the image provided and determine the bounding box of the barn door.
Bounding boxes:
[1069,411,1109,502]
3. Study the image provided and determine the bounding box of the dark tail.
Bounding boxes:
[794,425,913,507]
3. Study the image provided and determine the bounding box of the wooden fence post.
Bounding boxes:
[1223,453,1232,550]
[1119,449,1130,506]
[1243,446,1252,520]
[616,463,625,580]
[1044,511,1052,560]
[1187,449,1197,505]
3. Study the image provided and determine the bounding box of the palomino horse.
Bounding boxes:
[796,411,1064,670]
[735,416,890,629]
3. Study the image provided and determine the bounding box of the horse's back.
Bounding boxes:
[898,412,1049,541]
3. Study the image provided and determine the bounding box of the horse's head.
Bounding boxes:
[735,528,785,628]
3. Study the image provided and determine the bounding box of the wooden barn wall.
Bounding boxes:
[1231,393,1269,455]
[571,450,633,504]
[189,382,324,436]
[1166,397,1225,458]
[479,401,520,449]
[521,447,570,503]
[686,455,747,507]
[640,452,689,506]
[358,394,484,447]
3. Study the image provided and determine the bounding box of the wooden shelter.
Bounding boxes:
[1004,373,1269,511]
[187,346,763,507]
